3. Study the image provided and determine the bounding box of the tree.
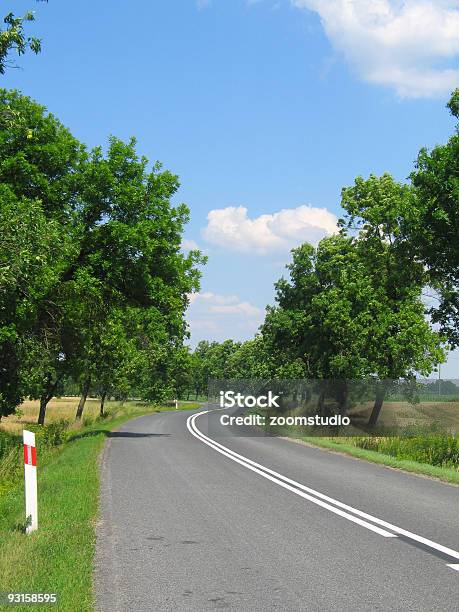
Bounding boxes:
[0,191,72,418]
[90,308,138,415]
[192,340,242,387]
[0,89,82,420]
[168,347,194,400]
[339,174,446,424]
[0,7,43,75]
[405,89,459,348]
[261,188,445,425]
[261,237,380,414]
[189,341,213,398]
[226,337,276,380]
[64,137,205,420]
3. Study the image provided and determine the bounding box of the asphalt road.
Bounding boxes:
[95,409,459,611]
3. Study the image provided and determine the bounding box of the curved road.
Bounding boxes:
[95,409,458,611]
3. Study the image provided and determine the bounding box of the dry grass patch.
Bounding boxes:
[0,397,122,434]
[348,400,459,432]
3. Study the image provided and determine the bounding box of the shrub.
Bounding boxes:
[354,434,459,469]
[39,420,70,447]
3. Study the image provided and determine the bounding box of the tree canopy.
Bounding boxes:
[406,89,459,348]
[0,89,205,422]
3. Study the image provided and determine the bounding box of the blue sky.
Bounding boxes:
[4,0,459,376]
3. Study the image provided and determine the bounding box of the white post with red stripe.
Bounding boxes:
[23,430,38,533]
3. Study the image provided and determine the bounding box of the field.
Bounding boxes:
[348,399,459,433]
[0,396,199,434]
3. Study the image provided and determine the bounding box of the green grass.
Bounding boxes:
[284,435,459,485]
[179,394,209,402]
[0,401,199,612]
[250,401,458,485]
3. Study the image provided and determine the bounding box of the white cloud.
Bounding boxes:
[187,291,264,343]
[202,204,338,254]
[188,292,263,316]
[210,302,262,316]
[181,238,200,252]
[292,0,459,98]
[188,292,239,305]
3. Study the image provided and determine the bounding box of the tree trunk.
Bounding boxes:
[337,381,349,414]
[75,376,91,420]
[368,384,387,426]
[99,389,107,417]
[38,395,48,426]
[37,374,61,425]
[316,390,326,416]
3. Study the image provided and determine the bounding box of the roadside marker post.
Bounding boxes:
[23,430,38,533]
[174,398,178,410]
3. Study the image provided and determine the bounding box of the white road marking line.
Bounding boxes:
[188,410,459,568]
[187,412,396,538]
[447,564,459,572]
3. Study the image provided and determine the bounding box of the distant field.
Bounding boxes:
[348,400,459,433]
[260,397,459,436]
[0,397,199,435]
[388,394,459,403]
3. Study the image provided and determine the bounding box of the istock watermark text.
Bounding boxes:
[219,390,280,409]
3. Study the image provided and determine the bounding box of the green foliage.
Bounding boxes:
[354,434,459,469]
[0,419,68,494]
[0,7,44,75]
[66,135,205,407]
[40,419,70,447]
[0,89,82,418]
[262,225,443,386]
[0,89,204,422]
[405,89,459,348]
[263,237,371,380]
[338,174,445,379]
[0,430,18,460]
[447,87,459,119]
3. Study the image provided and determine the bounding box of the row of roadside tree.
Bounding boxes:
[0,89,205,424]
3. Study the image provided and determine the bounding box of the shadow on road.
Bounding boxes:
[108,432,170,438]
[69,430,170,442]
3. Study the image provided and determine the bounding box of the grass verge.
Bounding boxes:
[0,402,198,611]
[283,435,459,485]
